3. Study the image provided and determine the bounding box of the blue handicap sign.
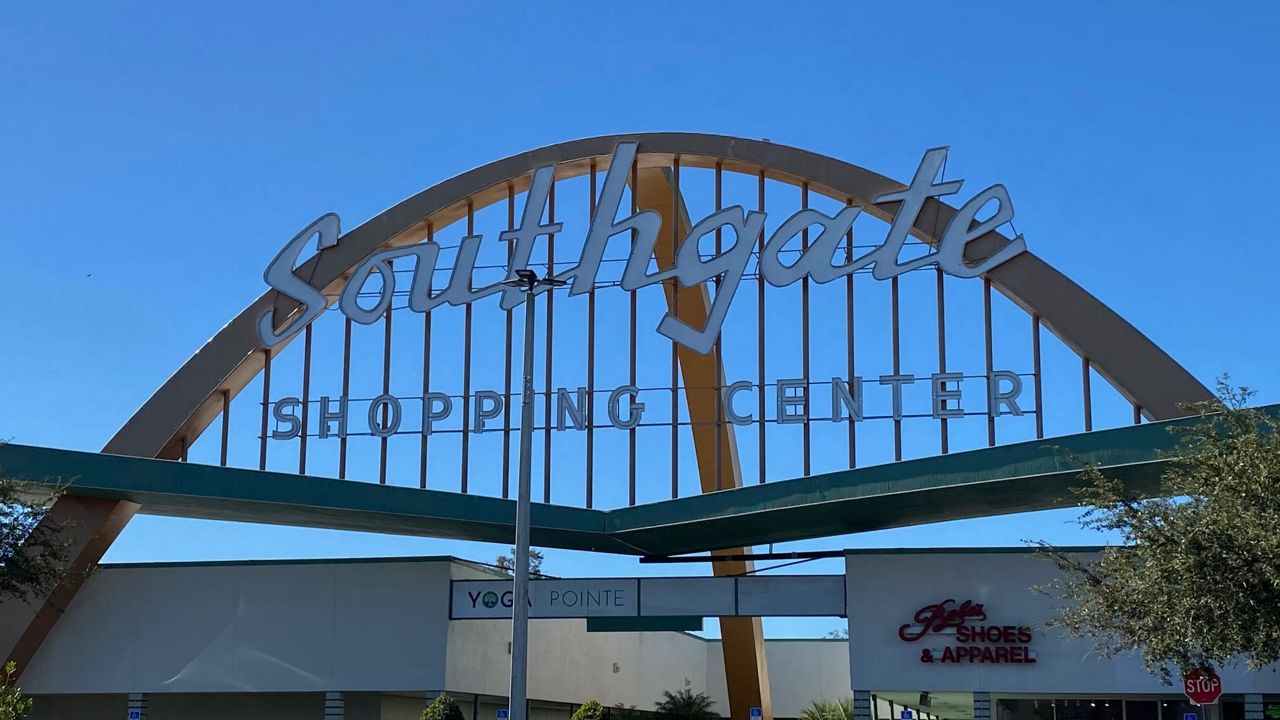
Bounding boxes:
[497,711,509,720]
[749,708,763,719]
[901,711,913,720]
[127,711,142,720]
[1184,714,1199,720]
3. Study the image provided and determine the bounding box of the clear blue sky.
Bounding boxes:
[2,2,1278,637]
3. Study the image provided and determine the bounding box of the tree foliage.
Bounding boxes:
[1039,381,1280,680]
[494,547,545,577]
[609,704,640,720]
[0,661,32,720]
[0,473,67,604]
[421,693,465,720]
[800,699,853,720]
[654,689,717,720]
[572,700,607,720]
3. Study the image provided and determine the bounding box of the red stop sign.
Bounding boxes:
[1184,668,1223,705]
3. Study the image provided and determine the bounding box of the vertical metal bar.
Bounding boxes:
[543,181,555,503]
[462,203,474,494]
[379,304,392,485]
[714,162,723,491]
[420,224,434,489]
[340,317,351,479]
[219,389,230,467]
[503,193,514,498]
[259,349,270,471]
[936,268,949,454]
[1032,314,1044,440]
[801,182,811,477]
[891,275,902,461]
[628,159,638,506]
[179,436,187,463]
[299,323,312,474]
[984,277,995,447]
[670,157,680,500]
[757,169,767,485]
[586,163,597,508]
[1083,357,1093,432]
[1133,403,1142,425]
[846,204,856,469]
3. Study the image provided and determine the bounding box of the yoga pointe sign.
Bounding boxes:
[257,143,1027,354]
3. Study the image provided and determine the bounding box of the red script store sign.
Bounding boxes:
[898,599,1037,665]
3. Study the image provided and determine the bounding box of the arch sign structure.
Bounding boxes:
[0,134,1210,720]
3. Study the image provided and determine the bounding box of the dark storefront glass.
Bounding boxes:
[1127,700,1159,720]
[996,699,1055,720]
[1160,699,1205,720]
[1054,699,1123,720]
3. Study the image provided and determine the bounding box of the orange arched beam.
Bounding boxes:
[2,133,1211,677]
[106,133,1207,461]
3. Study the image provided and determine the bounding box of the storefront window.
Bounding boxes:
[996,699,1054,720]
[1126,700,1159,720]
[1159,699,1202,720]
[1054,699,1123,720]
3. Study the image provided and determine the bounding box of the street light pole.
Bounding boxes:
[503,268,563,720]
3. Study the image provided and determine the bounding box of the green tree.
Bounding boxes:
[572,700,607,720]
[0,470,69,720]
[421,693,465,720]
[0,662,33,720]
[654,689,717,720]
[494,547,545,577]
[609,704,640,720]
[800,699,853,720]
[0,474,68,603]
[1039,382,1280,681]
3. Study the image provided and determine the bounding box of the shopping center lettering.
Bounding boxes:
[266,370,1026,439]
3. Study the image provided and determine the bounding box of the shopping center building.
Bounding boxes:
[14,549,1280,720]
[2,133,1276,719]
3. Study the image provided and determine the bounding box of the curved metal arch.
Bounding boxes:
[105,132,1210,460]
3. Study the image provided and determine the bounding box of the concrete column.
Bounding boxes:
[325,691,345,719]
[853,691,873,720]
[1246,695,1264,720]
[126,693,148,720]
[974,693,991,720]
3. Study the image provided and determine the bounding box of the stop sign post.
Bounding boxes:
[1184,668,1223,706]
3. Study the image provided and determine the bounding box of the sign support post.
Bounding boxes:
[504,269,564,720]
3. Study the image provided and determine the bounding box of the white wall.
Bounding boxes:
[706,640,850,719]
[845,550,1280,695]
[23,559,453,694]
[446,618,713,710]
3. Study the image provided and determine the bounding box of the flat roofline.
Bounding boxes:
[844,545,1106,555]
[99,554,497,572]
[98,545,1109,572]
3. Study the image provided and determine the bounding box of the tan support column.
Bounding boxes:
[636,166,772,720]
[0,496,138,675]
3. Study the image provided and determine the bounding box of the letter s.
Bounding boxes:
[257,213,341,347]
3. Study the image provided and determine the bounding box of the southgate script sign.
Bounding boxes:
[257,143,1026,355]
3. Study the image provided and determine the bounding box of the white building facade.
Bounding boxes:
[17,550,1280,720]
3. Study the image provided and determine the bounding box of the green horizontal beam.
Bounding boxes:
[1,408,1264,556]
[0,444,623,553]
